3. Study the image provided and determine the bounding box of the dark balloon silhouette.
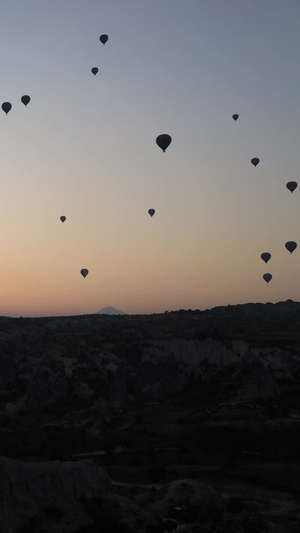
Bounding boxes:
[232,114,239,121]
[91,67,98,75]
[2,102,12,114]
[261,252,271,263]
[251,158,260,167]
[286,181,297,193]
[99,34,108,44]
[148,208,155,217]
[21,95,30,106]
[285,241,297,253]
[80,268,89,278]
[60,216,66,223]
[263,273,272,283]
[156,134,172,152]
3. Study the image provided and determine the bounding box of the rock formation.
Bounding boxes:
[0,457,111,532]
[1,301,300,531]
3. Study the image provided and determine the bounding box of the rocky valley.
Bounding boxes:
[1,300,300,532]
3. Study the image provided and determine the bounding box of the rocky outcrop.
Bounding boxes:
[0,337,295,415]
[150,478,224,522]
[0,456,224,533]
[234,352,279,402]
[26,357,70,411]
[0,457,111,532]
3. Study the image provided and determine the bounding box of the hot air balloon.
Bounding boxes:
[99,34,108,44]
[2,102,12,114]
[263,273,272,283]
[60,216,66,223]
[156,134,172,152]
[91,67,98,75]
[286,181,297,193]
[232,114,239,121]
[148,209,155,217]
[251,158,260,167]
[285,241,297,254]
[261,252,271,263]
[21,95,30,106]
[80,269,89,278]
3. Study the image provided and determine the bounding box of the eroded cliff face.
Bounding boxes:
[0,457,111,532]
[0,459,224,533]
[1,303,300,415]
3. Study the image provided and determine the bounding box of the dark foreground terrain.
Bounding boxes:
[1,300,300,532]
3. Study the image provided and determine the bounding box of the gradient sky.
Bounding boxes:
[1,0,300,316]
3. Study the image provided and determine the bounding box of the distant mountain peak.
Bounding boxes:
[97,306,125,315]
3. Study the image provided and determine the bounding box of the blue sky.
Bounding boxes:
[1,1,300,316]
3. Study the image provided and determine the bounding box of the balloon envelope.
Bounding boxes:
[99,34,108,44]
[2,102,12,114]
[286,181,297,193]
[251,158,260,167]
[263,273,272,283]
[60,216,66,223]
[21,95,30,106]
[261,252,271,263]
[232,114,239,121]
[285,241,297,253]
[80,269,89,278]
[156,134,172,152]
[91,67,98,75]
[148,208,155,217]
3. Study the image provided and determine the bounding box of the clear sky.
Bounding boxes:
[1,0,300,316]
